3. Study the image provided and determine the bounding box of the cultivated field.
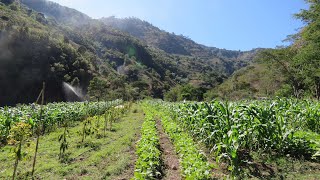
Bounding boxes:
[1,99,319,179]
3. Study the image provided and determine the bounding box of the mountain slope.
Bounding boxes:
[21,0,91,26]
[0,0,261,105]
[25,1,258,77]
[23,0,250,79]
[0,2,113,105]
[100,16,259,73]
[204,63,285,100]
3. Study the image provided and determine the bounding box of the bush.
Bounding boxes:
[164,84,204,102]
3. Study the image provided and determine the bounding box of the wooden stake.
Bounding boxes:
[31,82,45,177]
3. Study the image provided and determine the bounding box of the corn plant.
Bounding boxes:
[148,99,319,177]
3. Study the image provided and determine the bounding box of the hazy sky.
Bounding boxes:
[50,0,308,51]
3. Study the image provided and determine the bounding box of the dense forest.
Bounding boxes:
[0,0,319,106]
[0,0,257,105]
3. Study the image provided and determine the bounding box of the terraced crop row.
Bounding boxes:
[135,102,213,179]
[154,107,213,179]
[133,104,162,179]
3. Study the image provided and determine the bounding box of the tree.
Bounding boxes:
[1,0,14,5]
[164,84,204,102]
[71,77,80,87]
[294,0,320,99]
[87,77,108,100]
[164,85,180,101]
[257,0,320,99]
[258,48,305,98]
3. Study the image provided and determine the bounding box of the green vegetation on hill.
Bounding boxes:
[211,0,320,100]
[101,16,259,75]
[0,0,259,105]
[2,0,319,104]
[0,2,107,105]
[205,63,285,100]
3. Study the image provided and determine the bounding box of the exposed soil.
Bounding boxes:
[156,119,182,180]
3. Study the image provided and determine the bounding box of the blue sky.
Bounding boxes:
[50,0,308,51]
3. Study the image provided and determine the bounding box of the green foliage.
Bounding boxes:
[222,1,320,100]
[164,84,204,102]
[0,100,123,145]
[81,117,94,143]
[149,99,320,177]
[207,62,287,100]
[8,122,32,179]
[0,103,143,179]
[293,1,320,99]
[133,104,162,179]
[88,77,109,100]
[58,123,69,160]
[88,76,138,101]
[0,1,261,105]
[164,85,180,102]
[148,103,212,179]
[8,122,31,146]
[0,4,100,105]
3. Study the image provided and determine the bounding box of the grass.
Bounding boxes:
[0,103,144,179]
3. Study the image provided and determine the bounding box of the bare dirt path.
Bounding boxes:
[156,119,182,180]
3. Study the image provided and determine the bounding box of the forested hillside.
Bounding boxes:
[207,0,320,100]
[3,0,318,104]
[24,0,258,80]
[0,0,260,105]
[0,1,105,105]
[101,16,259,74]
[0,0,257,105]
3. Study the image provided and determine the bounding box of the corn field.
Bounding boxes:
[147,98,320,176]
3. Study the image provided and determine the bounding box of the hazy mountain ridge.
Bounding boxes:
[100,16,259,61]
[21,0,91,26]
[100,16,261,76]
[21,0,258,75]
[0,0,261,105]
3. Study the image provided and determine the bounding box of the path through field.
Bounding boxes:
[156,119,182,180]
